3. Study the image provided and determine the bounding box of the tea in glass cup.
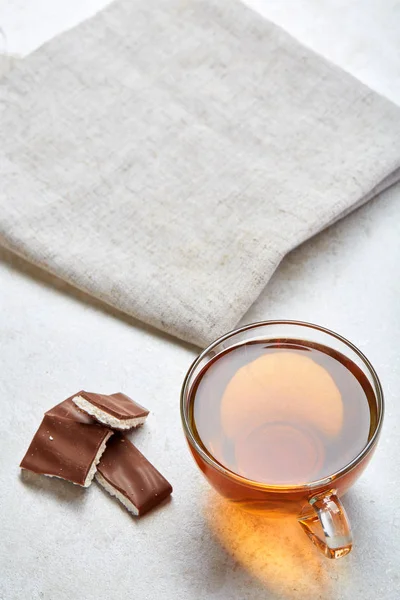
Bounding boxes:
[181,321,384,558]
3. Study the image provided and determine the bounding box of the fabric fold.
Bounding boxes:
[1,0,400,346]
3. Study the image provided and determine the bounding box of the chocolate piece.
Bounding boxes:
[95,436,172,516]
[20,412,112,487]
[72,391,149,430]
[45,393,96,424]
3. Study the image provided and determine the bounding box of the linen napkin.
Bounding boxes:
[1,0,399,347]
[0,54,18,79]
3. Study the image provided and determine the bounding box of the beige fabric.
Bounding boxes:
[0,0,400,347]
[0,53,19,79]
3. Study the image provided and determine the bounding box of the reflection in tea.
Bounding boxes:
[190,340,377,486]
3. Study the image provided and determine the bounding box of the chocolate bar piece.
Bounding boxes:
[45,394,96,424]
[72,391,149,430]
[95,436,172,516]
[20,406,112,487]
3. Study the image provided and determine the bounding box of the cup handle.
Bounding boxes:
[298,490,353,559]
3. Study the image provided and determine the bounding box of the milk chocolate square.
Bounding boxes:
[72,391,149,430]
[96,435,172,515]
[20,401,112,487]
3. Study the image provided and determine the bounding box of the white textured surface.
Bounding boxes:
[0,1,400,600]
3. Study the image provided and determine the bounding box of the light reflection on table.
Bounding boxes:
[204,490,350,598]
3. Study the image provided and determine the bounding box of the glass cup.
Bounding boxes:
[180,321,384,559]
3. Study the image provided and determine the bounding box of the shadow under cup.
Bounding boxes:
[180,321,384,559]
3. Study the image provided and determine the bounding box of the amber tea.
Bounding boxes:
[189,339,377,487]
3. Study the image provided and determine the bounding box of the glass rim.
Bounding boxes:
[180,319,385,492]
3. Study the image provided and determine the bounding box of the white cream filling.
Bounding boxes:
[73,396,147,430]
[83,431,113,487]
[20,468,83,485]
[95,472,139,515]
